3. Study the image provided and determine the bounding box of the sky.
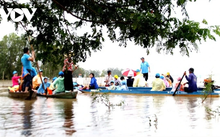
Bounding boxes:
[0,0,220,83]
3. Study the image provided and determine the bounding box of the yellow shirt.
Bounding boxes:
[32,74,43,89]
[151,78,166,91]
[133,73,146,87]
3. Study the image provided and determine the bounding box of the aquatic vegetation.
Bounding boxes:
[202,81,214,103]
[205,106,220,120]
[91,89,124,110]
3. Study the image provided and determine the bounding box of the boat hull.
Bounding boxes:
[37,91,77,99]
[81,89,220,97]
[8,91,37,99]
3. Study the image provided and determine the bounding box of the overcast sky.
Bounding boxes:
[0,0,220,83]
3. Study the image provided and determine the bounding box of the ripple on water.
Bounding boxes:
[0,92,220,137]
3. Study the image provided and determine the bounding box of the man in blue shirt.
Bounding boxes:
[183,68,197,93]
[21,47,35,93]
[140,57,150,81]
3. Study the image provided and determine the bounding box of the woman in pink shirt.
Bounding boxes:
[12,71,21,87]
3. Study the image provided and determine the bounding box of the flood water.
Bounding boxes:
[0,90,220,137]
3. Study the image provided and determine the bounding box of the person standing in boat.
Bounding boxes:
[104,70,113,87]
[62,54,77,92]
[140,57,150,82]
[21,47,35,92]
[183,68,197,93]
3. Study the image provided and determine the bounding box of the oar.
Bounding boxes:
[29,41,47,98]
[172,71,185,96]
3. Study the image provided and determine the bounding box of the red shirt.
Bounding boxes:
[62,58,73,71]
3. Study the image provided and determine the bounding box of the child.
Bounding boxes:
[47,77,57,95]
[37,77,51,95]
[114,75,121,86]
[107,81,116,90]
[12,71,21,87]
[174,77,184,91]
[117,81,128,90]
[9,71,21,92]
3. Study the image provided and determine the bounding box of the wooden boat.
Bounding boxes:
[80,88,220,97]
[8,90,37,99]
[37,91,78,99]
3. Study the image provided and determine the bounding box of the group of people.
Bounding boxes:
[11,48,199,94]
[10,47,79,95]
[102,57,198,93]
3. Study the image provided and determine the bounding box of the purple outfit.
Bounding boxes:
[185,73,197,92]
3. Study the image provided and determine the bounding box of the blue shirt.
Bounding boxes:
[31,67,37,77]
[37,82,51,94]
[140,61,150,73]
[21,54,32,70]
[90,77,99,89]
[185,73,197,92]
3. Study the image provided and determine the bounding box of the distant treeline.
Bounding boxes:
[0,33,122,79]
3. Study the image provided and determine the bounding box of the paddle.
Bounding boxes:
[172,71,185,96]
[30,43,47,98]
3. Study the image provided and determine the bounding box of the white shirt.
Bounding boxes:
[104,75,113,85]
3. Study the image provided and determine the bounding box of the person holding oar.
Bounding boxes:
[183,68,197,93]
[21,47,35,93]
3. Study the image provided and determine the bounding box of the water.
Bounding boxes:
[0,90,220,137]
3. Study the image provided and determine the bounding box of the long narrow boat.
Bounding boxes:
[80,88,220,97]
[8,90,37,99]
[37,91,78,99]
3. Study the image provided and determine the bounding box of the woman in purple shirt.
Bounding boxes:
[183,68,197,93]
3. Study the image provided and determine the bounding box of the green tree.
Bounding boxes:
[100,68,123,77]
[72,67,85,77]
[40,62,62,79]
[107,68,123,77]
[0,33,27,79]
[0,0,220,64]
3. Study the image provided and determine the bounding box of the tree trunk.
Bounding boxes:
[2,71,4,80]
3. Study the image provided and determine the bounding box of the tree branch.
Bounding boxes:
[52,0,103,23]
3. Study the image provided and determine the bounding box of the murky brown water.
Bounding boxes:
[0,90,220,137]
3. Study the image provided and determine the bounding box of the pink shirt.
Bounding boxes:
[12,76,20,87]
[163,79,170,88]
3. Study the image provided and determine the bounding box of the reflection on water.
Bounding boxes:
[22,100,35,136]
[0,92,220,137]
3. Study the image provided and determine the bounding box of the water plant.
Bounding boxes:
[91,89,124,110]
